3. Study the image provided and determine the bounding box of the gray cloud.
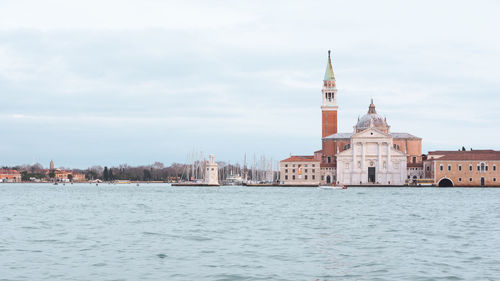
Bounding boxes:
[0,0,499,167]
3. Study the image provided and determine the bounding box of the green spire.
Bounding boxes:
[324,50,335,81]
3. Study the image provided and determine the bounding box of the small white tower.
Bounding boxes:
[204,155,219,186]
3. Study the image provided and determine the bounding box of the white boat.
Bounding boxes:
[319,184,347,190]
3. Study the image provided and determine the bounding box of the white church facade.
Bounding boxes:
[336,127,407,185]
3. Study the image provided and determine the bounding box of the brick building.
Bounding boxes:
[0,169,21,183]
[280,156,321,186]
[424,150,500,187]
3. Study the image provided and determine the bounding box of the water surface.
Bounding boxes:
[1,183,499,280]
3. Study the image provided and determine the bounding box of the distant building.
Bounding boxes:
[0,169,21,183]
[52,170,85,182]
[424,150,500,187]
[204,155,219,186]
[280,156,321,185]
[46,160,85,182]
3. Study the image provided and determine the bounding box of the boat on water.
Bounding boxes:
[319,184,347,190]
[222,174,244,186]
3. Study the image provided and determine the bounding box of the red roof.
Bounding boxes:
[281,155,318,162]
[427,150,500,161]
[407,162,423,168]
[0,169,20,174]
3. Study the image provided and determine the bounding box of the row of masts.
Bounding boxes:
[181,151,279,183]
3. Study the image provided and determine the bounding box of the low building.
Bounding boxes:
[280,156,321,186]
[49,169,86,182]
[0,169,22,183]
[424,150,500,187]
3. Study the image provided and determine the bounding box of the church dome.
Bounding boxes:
[355,100,390,133]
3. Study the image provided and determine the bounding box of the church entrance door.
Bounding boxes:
[368,167,376,183]
[326,175,331,184]
[481,177,485,186]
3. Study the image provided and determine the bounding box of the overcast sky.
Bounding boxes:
[1,0,499,168]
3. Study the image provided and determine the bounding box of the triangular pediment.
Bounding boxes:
[352,127,392,139]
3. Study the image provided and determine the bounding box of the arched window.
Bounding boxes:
[343,144,350,150]
[480,162,486,172]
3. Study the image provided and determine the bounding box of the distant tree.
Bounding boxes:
[153,162,164,169]
[48,170,55,179]
[462,146,466,151]
[68,174,73,182]
[109,169,114,181]
[103,167,109,181]
[21,171,29,181]
[143,169,151,181]
[86,170,98,180]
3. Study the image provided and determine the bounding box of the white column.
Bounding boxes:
[352,142,356,171]
[378,142,382,170]
[387,143,390,169]
[361,142,365,170]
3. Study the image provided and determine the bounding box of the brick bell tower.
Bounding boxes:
[321,50,338,138]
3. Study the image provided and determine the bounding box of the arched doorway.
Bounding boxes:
[326,175,331,184]
[438,178,453,187]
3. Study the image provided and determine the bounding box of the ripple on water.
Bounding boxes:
[1,184,499,281]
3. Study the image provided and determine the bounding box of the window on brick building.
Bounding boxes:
[285,169,288,173]
[493,165,496,171]
[312,169,315,173]
[285,175,288,180]
[312,175,315,180]
[458,178,462,182]
[458,165,462,171]
[412,157,416,163]
[440,165,443,171]
[448,165,451,171]
[305,175,308,180]
[494,178,497,182]
[469,165,473,171]
[469,178,473,182]
[426,166,430,171]
[292,169,295,173]
[285,164,288,167]
[312,164,315,167]
[292,175,295,180]
[305,169,308,173]
[327,157,331,163]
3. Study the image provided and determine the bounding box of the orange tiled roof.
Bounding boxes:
[0,169,20,174]
[281,155,318,162]
[427,150,500,161]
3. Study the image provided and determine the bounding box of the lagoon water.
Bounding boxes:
[1,183,499,281]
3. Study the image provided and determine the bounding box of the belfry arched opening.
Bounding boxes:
[438,178,453,187]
